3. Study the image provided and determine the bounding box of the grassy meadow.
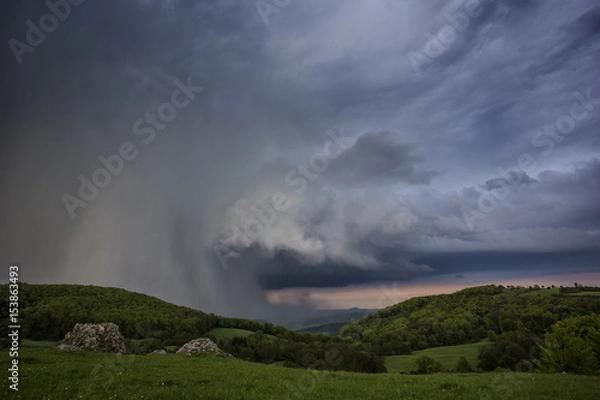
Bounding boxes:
[206,328,256,341]
[385,341,485,373]
[2,347,599,400]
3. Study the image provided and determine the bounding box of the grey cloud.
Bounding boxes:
[415,160,600,253]
[326,131,440,186]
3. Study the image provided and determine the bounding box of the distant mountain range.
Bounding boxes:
[291,308,378,335]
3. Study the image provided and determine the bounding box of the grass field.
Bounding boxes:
[2,348,599,399]
[385,342,485,374]
[206,328,256,341]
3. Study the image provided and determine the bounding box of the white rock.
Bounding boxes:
[176,338,230,357]
[59,323,127,353]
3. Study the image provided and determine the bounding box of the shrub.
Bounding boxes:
[456,356,473,372]
[413,356,444,374]
[478,338,531,371]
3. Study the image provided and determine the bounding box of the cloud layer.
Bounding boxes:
[1,0,599,318]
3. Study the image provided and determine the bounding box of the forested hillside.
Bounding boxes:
[340,285,600,355]
[4,283,599,374]
[0,283,300,342]
[0,284,386,373]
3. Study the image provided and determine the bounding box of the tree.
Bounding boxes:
[478,339,529,371]
[414,356,444,374]
[456,356,473,372]
[538,315,600,375]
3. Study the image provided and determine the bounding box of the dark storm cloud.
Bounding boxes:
[410,251,600,277]
[2,0,600,316]
[258,262,429,291]
[260,250,600,291]
[228,246,432,291]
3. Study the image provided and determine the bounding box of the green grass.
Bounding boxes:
[1,348,599,399]
[206,328,256,341]
[385,342,486,373]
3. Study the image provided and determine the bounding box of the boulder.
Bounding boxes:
[58,323,127,354]
[176,338,230,356]
[152,349,167,355]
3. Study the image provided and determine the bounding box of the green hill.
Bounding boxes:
[1,283,213,343]
[5,283,600,375]
[0,284,386,373]
[339,285,600,355]
[0,283,314,345]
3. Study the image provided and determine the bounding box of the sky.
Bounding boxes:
[1,0,599,323]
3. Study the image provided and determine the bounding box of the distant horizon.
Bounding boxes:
[5,270,599,318]
[268,271,600,310]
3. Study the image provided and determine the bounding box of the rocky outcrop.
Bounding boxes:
[58,323,127,354]
[176,338,230,356]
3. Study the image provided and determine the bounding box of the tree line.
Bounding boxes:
[340,285,600,355]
